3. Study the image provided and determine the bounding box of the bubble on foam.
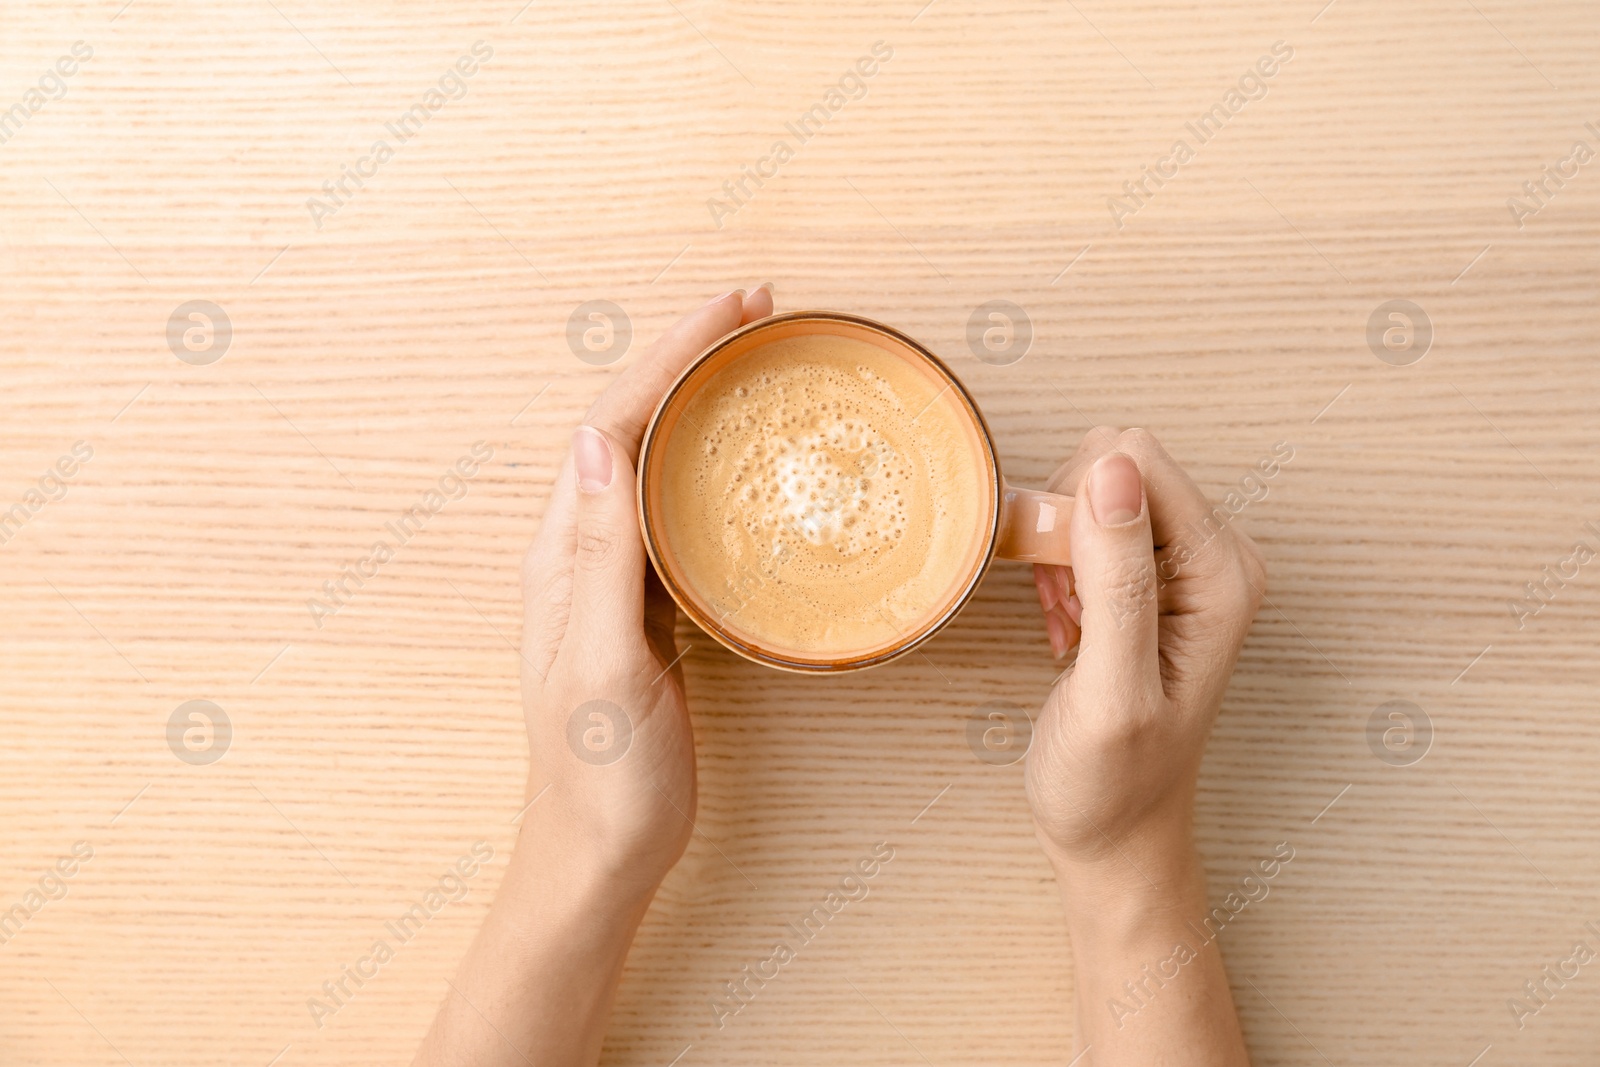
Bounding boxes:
[763,419,903,555]
[699,375,915,575]
[670,342,982,613]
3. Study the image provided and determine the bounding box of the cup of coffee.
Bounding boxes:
[637,311,1074,672]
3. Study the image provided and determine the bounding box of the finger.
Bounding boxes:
[1043,424,1122,494]
[522,451,579,674]
[526,481,680,679]
[1033,425,1120,655]
[1035,561,1074,653]
[1036,540,1173,661]
[565,425,650,661]
[1114,431,1267,694]
[1033,564,1080,658]
[1111,428,1237,572]
[1068,452,1161,703]
[1233,525,1268,591]
[525,288,755,665]
[1066,542,1179,619]
[741,283,774,323]
[528,451,577,561]
[1059,564,1081,647]
[583,289,748,463]
[630,277,771,672]
[1064,559,1081,626]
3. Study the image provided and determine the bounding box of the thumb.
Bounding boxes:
[1068,452,1161,703]
[566,424,648,657]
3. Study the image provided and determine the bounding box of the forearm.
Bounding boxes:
[411,809,662,1067]
[1052,837,1250,1066]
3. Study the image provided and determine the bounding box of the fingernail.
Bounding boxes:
[1054,565,1072,605]
[757,281,775,296]
[1035,566,1059,612]
[1045,611,1068,659]
[1065,595,1082,626]
[572,426,612,493]
[1089,452,1142,526]
[711,289,745,305]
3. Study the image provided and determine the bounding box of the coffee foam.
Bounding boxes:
[657,332,987,660]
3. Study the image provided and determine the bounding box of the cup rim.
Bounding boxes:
[636,310,1003,673]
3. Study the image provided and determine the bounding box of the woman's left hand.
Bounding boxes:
[519,285,773,890]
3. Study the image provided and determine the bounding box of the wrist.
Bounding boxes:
[1059,864,1210,982]
[1038,806,1194,885]
[509,801,673,917]
[520,765,691,897]
[1042,824,1206,951]
[425,791,668,1067]
[1050,835,1251,1061]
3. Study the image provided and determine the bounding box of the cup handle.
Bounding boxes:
[995,479,1074,566]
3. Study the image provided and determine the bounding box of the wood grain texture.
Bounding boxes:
[2,1,1598,1064]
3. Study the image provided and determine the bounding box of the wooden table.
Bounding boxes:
[3,1,1597,1063]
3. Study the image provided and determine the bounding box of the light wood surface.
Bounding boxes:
[3,1,1598,1064]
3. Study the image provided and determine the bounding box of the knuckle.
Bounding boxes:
[1049,426,1123,493]
[1194,525,1233,567]
[1215,555,1264,620]
[1084,705,1158,753]
[534,568,574,612]
[1158,517,1239,584]
[1240,553,1268,609]
[1063,685,1164,756]
[1236,530,1268,580]
[1095,554,1158,623]
[523,547,567,602]
[521,562,572,673]
[1117,429,1174,475]
[1116,426,1160,455]
[525,565,574,625]
[575,525,621,569]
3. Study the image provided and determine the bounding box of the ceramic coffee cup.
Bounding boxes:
[637,310,1074,672]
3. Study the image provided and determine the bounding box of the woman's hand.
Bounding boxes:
[1025,427,1264,1066]
[413,287,772,1067]
[1025,427,1266,876]
[519,285,773,892]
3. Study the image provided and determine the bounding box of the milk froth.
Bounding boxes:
[657,333,986,660]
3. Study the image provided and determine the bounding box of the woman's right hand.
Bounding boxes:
[1024,427,1267,878]
[1023,428,1263,1065]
